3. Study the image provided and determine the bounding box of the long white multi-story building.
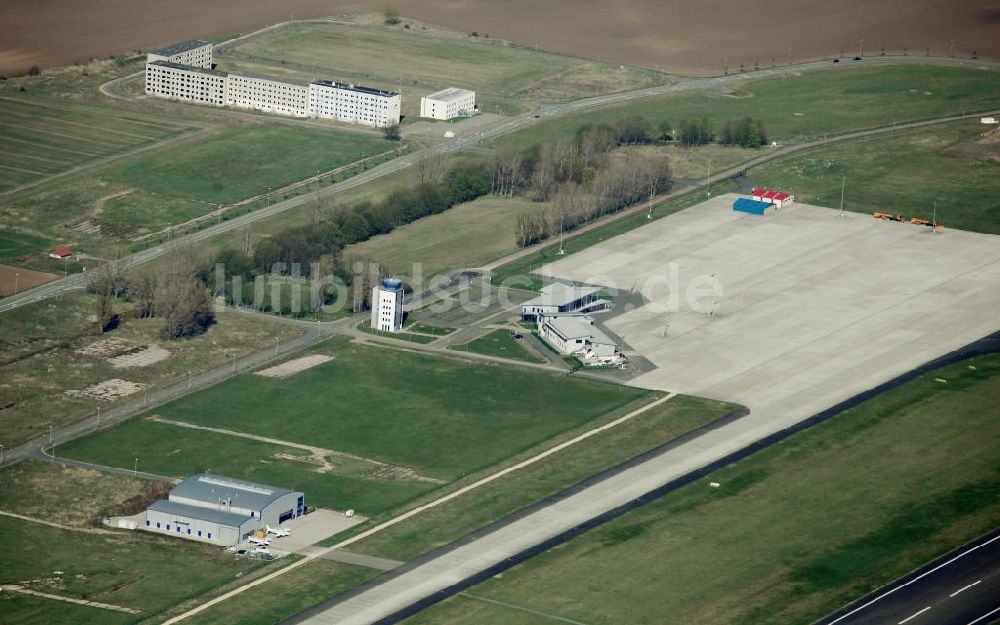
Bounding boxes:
[310,81,401,127]
[144,41,401,127]
[225,72,311,117]
[145,61,227,106]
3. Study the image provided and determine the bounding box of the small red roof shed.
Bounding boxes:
[50,246,72,258]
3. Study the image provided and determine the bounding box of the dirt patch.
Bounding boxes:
[945,126,1000,162]
[93,189,137,216]
[108,344,170,368]
[1,2,996,77]
[65,378,145,401]
[254,354,333,378]
[76,337,140,359]
[0,264,56,296]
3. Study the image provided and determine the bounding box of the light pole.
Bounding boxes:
[14,273,18,294]
[134,457,138,477]
[188,371,192,391]
[1,443,4,464]
[706,158,712,196]
[232,353,237,374]
[49,424,52,447]
[274,337,280,356]
[143,388,147,407]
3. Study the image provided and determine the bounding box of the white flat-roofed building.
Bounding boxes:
[144,61,227,106]
[538,313,621,362]
[146,40,213,69]
[521,282,602,322]
[226,72,310,117]
[310,81,401,127]
[144,473,305,546]
[371,278,404,332]
[420,87,476,120]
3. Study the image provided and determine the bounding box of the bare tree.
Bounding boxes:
[490,150,523,197]
[155,273,213,340]
[239,229,260,256]
[416,152,447,184]
[382,123,401,141]
[131,269,157,319]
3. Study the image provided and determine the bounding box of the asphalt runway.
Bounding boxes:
[818,531,1000,625]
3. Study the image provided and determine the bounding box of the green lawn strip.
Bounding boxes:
[404,353,1000,625]
[0,594,136,625]
[0,516,263,618]
[0,462,145,527]
[351,394,738,562]
[0,230,53,260]
[494,64,1000,150]
[101,124,394,205]
[492,180,737,285]
[448,328,545,364]
[753,119,1000,234]
[357,321,438,344]
[57,419,435,514]
[180,559,381,625]
[59,337,650,508]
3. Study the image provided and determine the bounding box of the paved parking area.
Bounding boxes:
[272,509,366,554]
[541,193,1000,423]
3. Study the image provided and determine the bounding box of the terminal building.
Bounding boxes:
[537,313,622,364]
[521,282,603,322]
[420,87,476,120]
[144,41,400,126]
[144,473,304,546]
[371,278,404,332]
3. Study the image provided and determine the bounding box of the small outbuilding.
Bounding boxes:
[420,87,477,120]
[49,247,72,259]
[733,198,772,215]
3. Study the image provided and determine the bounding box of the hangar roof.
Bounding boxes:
[170,473,298,511]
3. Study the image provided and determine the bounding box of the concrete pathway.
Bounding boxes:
[298,546,403,572]
[0,510,119,535]
[0,585,141,614]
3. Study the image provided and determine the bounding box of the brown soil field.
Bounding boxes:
[0,263,55,296]
[2,0,998,77]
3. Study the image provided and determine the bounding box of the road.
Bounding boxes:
[2,54,998,314]
[816,531,1000,625]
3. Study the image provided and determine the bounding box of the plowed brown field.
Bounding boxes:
[2,0,997,77]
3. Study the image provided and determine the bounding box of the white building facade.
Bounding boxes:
[145,61,227,106]
[310,81,401,127]
[143,40,400,126]
[371,278,404,332]
[538,313,623,365]
[420,87,476,120]
[146,40,213,68]
[226,73,310,117]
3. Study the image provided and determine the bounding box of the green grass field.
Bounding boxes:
[0,85,198,193]
[166,394,738,625]
[404,353,1000,625]
[0,462,145,527]
[495,64,1000,150]
[59,337,651,513]
[345,196,548,276]
[102,124,392,206]
[449,328,545,364]
[0,293,303,447]
[753,120,1000,234]
[0,517,265,624]
[228,22,658,103]
[357,321,438,344]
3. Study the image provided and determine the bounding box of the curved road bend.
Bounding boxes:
[2,56,998,314]
[816,530,1000,625]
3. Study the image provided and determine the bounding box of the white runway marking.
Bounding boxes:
[898,606,931,624]
[968,605,1000,625]
[950,579,982,597]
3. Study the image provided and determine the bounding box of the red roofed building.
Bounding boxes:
[49,246,72,259]
[750,189,795,208]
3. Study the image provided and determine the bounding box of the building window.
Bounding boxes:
[198,530,202,537]
[156,522,161,528]
[146,520,150,526]
[166,524,170,530]
[208,532,212,539]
